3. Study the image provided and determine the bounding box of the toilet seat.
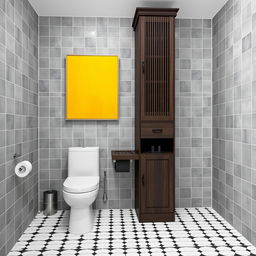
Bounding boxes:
[63,176,99,193]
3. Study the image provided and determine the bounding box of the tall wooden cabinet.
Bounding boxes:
[112,8,178,222]
[133,8,178,222]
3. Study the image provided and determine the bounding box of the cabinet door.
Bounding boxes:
[140,16,175,121]
[140,153,174,214]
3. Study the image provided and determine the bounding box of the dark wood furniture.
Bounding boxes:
[112,151,139,160]
[112,8,178,222]
[139,153,174,221]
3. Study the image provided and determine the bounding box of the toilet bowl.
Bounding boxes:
[63,176,99,234]
[63,147,100,235]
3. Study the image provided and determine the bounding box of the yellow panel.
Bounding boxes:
[66,55,119,120]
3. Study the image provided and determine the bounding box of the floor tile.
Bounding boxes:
[8,207,256,256]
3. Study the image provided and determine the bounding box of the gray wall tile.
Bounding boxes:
[0,0,38,255]
[176,19,212,208]
[39,16,135,210]
[213,0,256,247]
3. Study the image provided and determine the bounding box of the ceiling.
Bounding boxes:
[28,0,228,19]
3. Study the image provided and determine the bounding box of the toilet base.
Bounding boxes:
[69,206,95,235]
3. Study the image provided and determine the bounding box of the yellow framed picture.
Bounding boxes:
[66,55,119,120]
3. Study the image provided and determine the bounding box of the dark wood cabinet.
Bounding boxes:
[133,8,178,222]
[111,8,178,222]
[140,153,174,221]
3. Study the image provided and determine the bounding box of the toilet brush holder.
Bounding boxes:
[43,190,58,216]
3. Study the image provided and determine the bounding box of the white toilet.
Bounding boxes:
[63,147,99,235]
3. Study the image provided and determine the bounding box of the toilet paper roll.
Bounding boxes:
[15,161,32,178]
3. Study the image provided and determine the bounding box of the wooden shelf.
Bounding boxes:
[111,150,139,160]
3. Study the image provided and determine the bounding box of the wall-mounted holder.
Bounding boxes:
[13,153,21,159]
[113,160,130,172]
[111,151,139,173]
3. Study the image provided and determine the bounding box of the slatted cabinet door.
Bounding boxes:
[140,16,175,122]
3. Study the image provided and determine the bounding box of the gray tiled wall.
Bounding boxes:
[38,17,212,211]
[212,0,256,246]
[38,17,135,210]
[0,0,38,255]
[175,19,212,207]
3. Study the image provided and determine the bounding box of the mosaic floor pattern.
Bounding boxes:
[8,207,256,255]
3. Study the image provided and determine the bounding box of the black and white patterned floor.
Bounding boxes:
[8,208,256,256]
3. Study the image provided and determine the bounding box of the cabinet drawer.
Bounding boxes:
[141,125,174,138]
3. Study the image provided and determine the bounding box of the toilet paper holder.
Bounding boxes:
[15,160,32,178]
[13,153,21,159]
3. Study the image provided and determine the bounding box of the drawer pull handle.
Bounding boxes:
[152,129,163,133]
[142,61,145,73]
[142,175,145,186]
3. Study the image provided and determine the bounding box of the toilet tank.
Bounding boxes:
[68,147,99,177]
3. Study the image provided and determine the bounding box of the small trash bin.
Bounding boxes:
[43,190,57,216]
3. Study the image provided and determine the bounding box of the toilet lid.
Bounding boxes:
[63,176,99,193]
